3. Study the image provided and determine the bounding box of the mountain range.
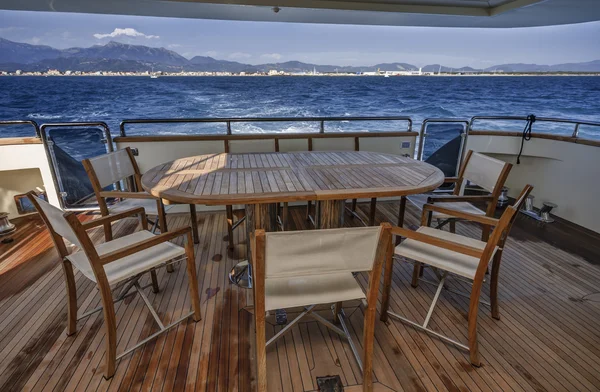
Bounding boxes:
[1,37,600,74]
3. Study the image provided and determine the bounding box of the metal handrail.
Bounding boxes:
[0,120,41,137]
[119,116,413,137]
[417,118,469,161]
[468,115,600,138]
[40,122,114,211]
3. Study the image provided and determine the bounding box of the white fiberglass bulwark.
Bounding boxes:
[1,0,600,27]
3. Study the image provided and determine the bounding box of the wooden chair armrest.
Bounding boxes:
[82,207,147,229]
[422,204,499,227]
[99,191,157,200]
[99,226,191,265]
[427,195,493,203]
[390,226,483,258]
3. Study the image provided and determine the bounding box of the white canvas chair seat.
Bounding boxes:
[28,193,202,380]
[407,194,485,220]
[265,272,366,311]
[67,230,185,285]
[395,226,497,279]
[108,196,174,216]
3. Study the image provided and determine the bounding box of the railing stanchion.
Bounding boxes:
[320,120,325,133]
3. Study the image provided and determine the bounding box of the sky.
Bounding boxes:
[1,10,599,68]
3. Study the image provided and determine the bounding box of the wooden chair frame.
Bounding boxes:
[27,193,202,379]
[82,148,167,240]
[403,150,513,241]
[380,185,533,366]
[252,223,392,392]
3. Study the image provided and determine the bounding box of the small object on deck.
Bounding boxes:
[275,309,287,325]
[229,260,252,288]
[316,375,344,391]
[497,186,510,207]
[521,195,557,223]
[0,212,16,243]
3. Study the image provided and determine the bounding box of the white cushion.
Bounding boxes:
[108,196,174,216]
[394,226,497,279]
[407,194,485,219]
[265,272,365,311]
[66,231,184,284]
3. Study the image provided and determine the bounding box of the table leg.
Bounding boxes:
[318,200,345,229]
[229,203,277,289]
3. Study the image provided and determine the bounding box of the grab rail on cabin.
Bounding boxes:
[119,116,413,137]
[468,116,600,138]
[0,120,41,138]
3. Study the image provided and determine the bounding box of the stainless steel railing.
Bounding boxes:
[0,120,41,137]
[39,122,113,210]
[417,118,469,161]
[119,116,414,137]
[468,115,600,138]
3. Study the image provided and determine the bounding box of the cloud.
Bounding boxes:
[205,51,218,57]
[228,52,252,60]
[93,28,159,40]
[29,37,41,45]
[167,44,182,48]
[260,53,282,61]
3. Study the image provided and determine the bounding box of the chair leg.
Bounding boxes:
[395,196,407,246]
[449,220,456,233]
[185,232,202,322]
[351,199,357,212]
[411,262,422,288]
[226,205,234,249]
[62,260,78,336]
[306,201,312,221]
[490,252,503,320]
[98,278,117,379]
[104,222,113,242]
[380,251,394,323]
[333,302,342,324]
[158,206,168,234]
[362,300,377,392]
[255,308,267,392]
[468,301,481,367]
[368,198,377,226]
[150,270,160,294]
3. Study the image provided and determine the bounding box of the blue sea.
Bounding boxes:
[1,76,600,160]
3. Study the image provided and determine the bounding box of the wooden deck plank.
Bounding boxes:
[0,200,599,392]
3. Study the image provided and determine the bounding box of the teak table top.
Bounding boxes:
[141,151,445,205]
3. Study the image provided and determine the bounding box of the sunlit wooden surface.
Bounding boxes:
[0,201,599,391]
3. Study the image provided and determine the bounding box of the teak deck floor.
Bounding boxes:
[0,201,599,392]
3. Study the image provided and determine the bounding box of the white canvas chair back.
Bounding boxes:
[459,152,506,195]
[32,195,98,277]
[33,196,83,249]
[88,149,136,189]
[264,226,382,278]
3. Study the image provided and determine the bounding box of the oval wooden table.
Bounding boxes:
[142,151,444,287]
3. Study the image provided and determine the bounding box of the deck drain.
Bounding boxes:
[316,375,343,391]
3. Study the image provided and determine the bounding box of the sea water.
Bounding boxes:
[1,75,599,161]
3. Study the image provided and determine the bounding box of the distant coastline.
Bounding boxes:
[2,71,600,77]
[2,38,600,76]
